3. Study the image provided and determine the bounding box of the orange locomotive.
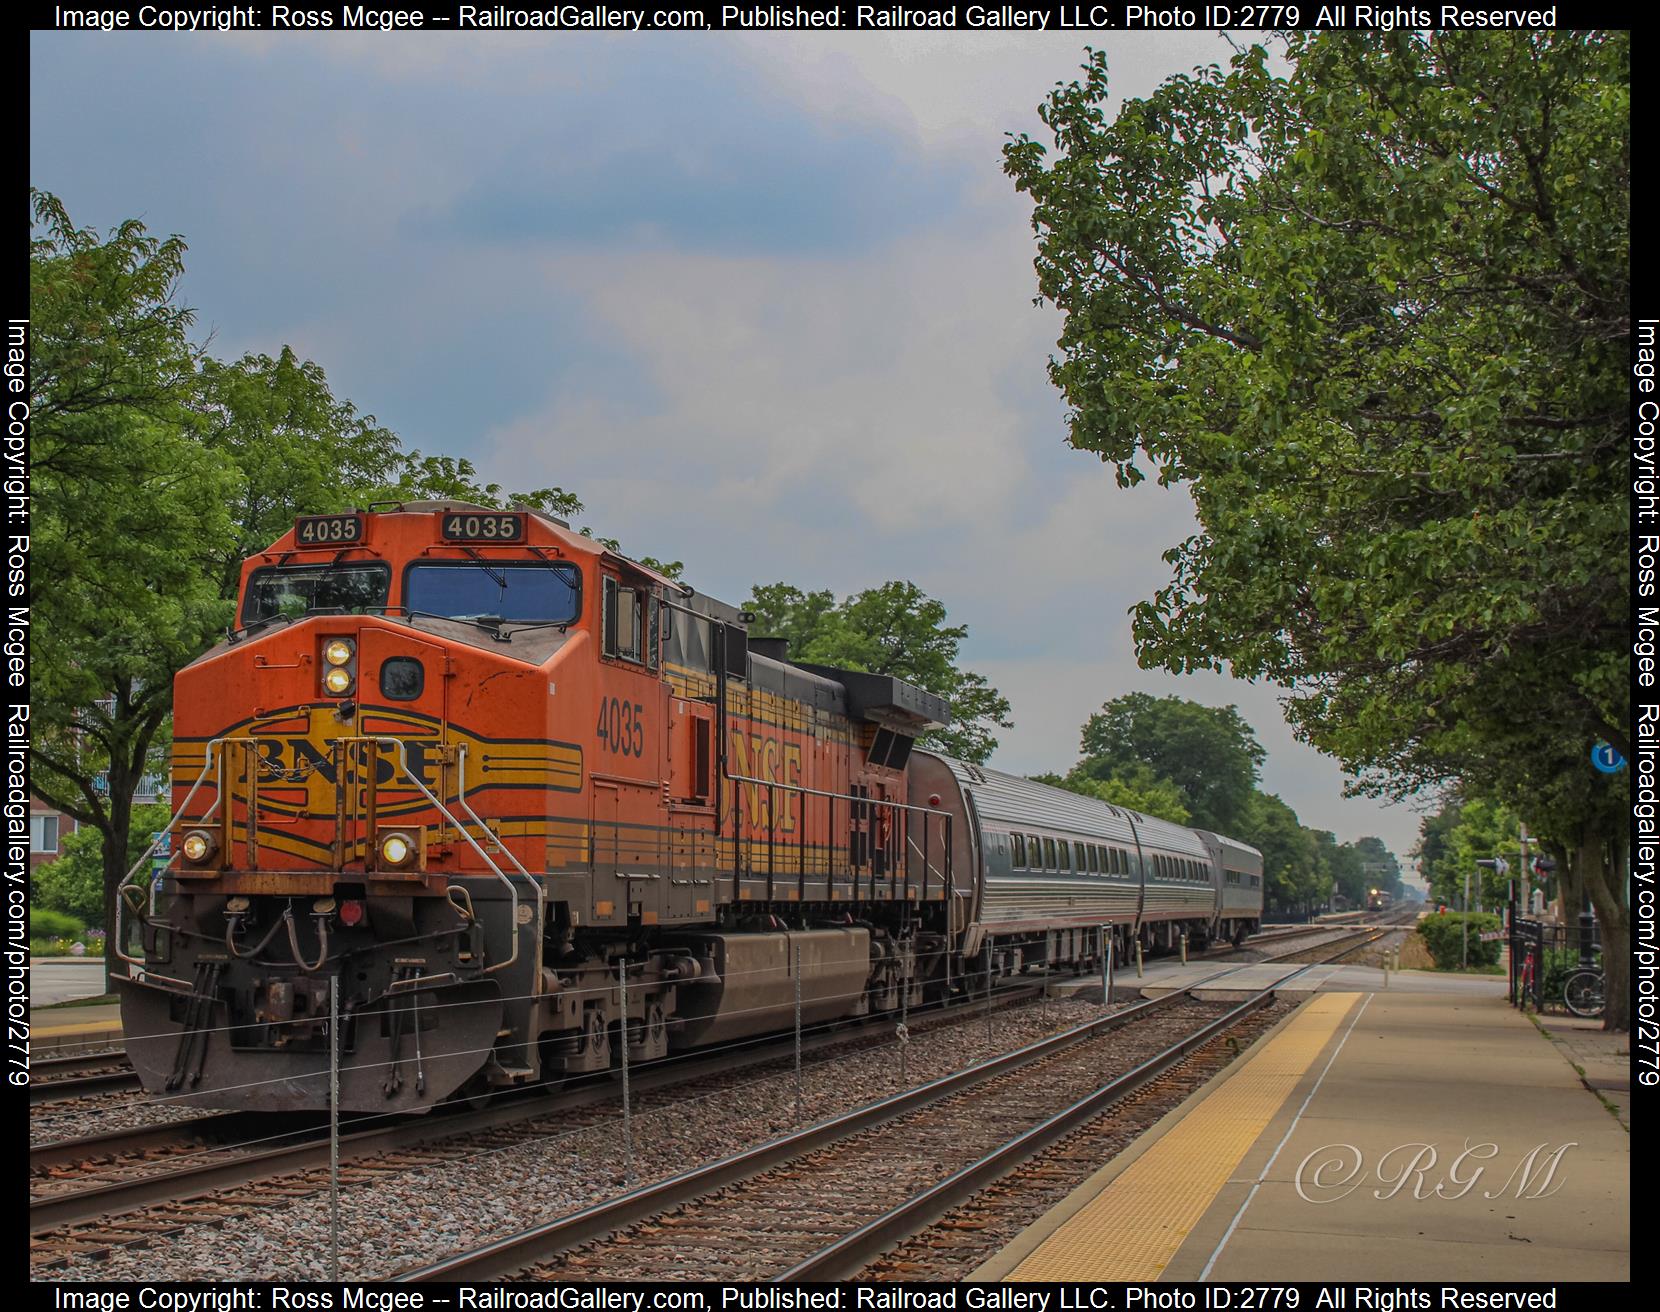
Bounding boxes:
[117,502,963,1112]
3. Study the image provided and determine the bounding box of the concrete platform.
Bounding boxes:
[1136,962,1349,999]
[976,988,1629,1282]
[31,1003,124,1053]
[29,958,111,1005]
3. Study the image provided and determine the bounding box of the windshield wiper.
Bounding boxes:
[403,608,517,642]
[461,548,508,591]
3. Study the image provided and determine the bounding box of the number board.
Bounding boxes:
[294,513,364,545]
[441,512,525,542]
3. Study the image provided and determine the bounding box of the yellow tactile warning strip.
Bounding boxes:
[1007,992,1360,1282]
[34,1019,123,1036]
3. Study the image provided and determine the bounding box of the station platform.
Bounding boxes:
[1048,957,1350,1001]
[30,1003,123,1053]
[975,983,1630,1282]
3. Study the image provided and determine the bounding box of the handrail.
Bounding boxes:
[721,768,953,904]
[117,733,525,979]
[723,771,940,817]
[362,736,521,977]
[454,742,540,975]
[112,744,225,967]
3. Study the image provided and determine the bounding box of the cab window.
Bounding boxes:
[602,576,645,663]
[405,562,580,624]
[243,562,390,625]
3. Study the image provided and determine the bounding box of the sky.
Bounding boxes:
[30,29,1430,867]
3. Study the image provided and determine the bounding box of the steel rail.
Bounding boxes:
[29,1069,141,1106]
[776,993,1276,1280]
[391,982,1238,1283]
[775,949,1375,1280]
[31,1051,131,1078]
[30,981,1045,1236]
[31,1111,262,1174]
[395,935,1384,1282]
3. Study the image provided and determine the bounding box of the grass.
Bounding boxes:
[41,992,118,1009]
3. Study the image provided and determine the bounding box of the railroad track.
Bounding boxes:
[395,936,1375,1282]
[31,927,1377,1276]
[30,1054,140,1106]
[23,926,1301,1119]
[28,978,1047,1271]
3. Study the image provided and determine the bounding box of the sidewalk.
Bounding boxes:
[1535,1014,1630,1130]
[979,989,1629,1282]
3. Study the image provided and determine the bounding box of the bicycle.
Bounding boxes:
[1562,964,1605,1018]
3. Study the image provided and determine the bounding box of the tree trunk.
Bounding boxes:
[1551,840,1583,927]
[1579,831,1629,1032]
[99,771,137,991]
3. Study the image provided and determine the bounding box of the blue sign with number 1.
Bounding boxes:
[1591,743,1626,774]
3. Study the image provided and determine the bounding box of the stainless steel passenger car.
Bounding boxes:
[909,754,1263,979]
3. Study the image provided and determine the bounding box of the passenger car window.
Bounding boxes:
[1043,837,1057,868]
[1012,834,1026,868]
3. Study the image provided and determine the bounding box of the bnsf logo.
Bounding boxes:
[252,736,442,787]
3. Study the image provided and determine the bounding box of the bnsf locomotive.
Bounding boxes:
[116,503,1262,1112]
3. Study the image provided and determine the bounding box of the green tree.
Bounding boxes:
[1073,693,1265,833]
[1414,799,1464,903]
[1006,33,1630,1020]
[32,804,174,926]
[1443,797,1521,909]
[1239,791,1325,916]
[29,192,240,962]
[1315,832,1369,908]
[746,581,1012,763]
[1031,764,1191,825]
[195,348,405,598]
[1354,836,1403,898]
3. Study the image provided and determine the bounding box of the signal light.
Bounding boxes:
[181,830,217,864]
[338,899,366,928]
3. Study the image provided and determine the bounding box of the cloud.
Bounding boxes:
[29,28,1420,862]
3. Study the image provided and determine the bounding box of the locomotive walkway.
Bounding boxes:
[974,979,1630,1282]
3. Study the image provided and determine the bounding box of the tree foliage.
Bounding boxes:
[28,193,602,969]
[745,581,1013,764]
[32,804,173,927]
[1006,33,1628,779]
[29,191,239,951]
[1007,33,1630,1021]
[1031,765,1191,825]
[1073,692,1265,832]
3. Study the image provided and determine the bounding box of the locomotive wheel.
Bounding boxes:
[582,1008,609,1058]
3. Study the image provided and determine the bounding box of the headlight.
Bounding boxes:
[181,830,216,863]
[323,666,354,695]
[380,832,415,868]
[323,638,355,666]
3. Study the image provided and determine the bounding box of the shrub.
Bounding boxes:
[29,908,84,939]
[1415,912,1503,970]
